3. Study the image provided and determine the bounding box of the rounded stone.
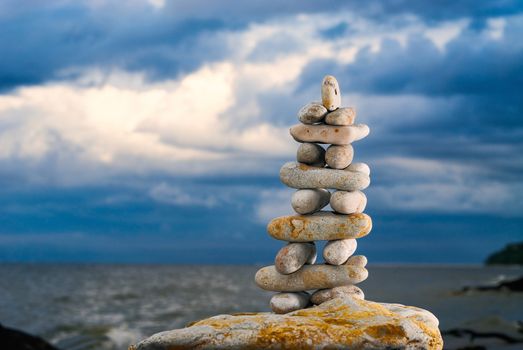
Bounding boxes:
[323,239,357,265]
[290,124,369,145]
[267,212,372,242]
[321,75,341,111]
[311,285,365,305]
[280,162,370,191]
[325,145,354,169]
[346,162,370,176]
[330,190,367,214]
[296,143,325,167]
[255,264,368,292]
[291,189,330,215]
[270,292,310,314]
[275,243,316,275]
[325,107,356,126]
[345,255,368,267]
[298,102,328,124]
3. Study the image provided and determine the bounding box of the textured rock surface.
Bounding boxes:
[290,123,369,145]
[298,102,328,124]
[280,162,370,191]
[325,107,356,126]
[323,238,357,265]
[311,285,365,305]
[275,242,316,274]
[270,292,310,314]
[267,211,372,242]
[291,189,330,215]
[345,254,368,267]
[325,144,354,169]
[321,75,341,111]
[347,162,370,175]
[330,190,367,214]
[296,143,325,166]
[255,264,368,292]
[131,297,443,350]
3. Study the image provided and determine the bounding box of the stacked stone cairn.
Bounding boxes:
[255,75,372,314]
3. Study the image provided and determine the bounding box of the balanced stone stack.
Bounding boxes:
[254,75,373,314]
[130,74,444,350]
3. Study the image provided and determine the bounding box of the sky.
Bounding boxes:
[0,0,522,264]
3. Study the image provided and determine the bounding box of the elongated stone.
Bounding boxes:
[290,124,369,145]
[270,292,310,314]
[267,211,372,242]
[280,162,370,191]
[291,189,330,215]
[325,145,354,169]
[311,285,364,305]
[323,239,357,265]
[345,255,368,267]
[275,243,316,275]
[346,162,370,176]
[325,107,356,126]
[298,102,328,124]
[255,264,368,292]
[296,143,325,166]
[330,190,367,214]
[321,75,341,111]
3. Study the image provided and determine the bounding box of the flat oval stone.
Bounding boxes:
[325,107,356,126]
[255,264,368,292]
[345,255,368,267]
[325,145,354,169]
[311,285,365,305]
[323,239,357,265]
[280,162,370,191]
[298,102,328,124]
[290,124,369,145]
[275,242,316,274]
[296,143,325,166]
[321,75,341,111]
[330,190,367,214]
[291,189,330,215]
[346,162,370,176]
[270,292,310,314]
[267,211,372,242]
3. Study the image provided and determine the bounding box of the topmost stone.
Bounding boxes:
[321,75,341,111]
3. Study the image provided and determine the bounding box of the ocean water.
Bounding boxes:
[0,264,521,350]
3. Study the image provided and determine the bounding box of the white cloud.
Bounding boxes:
[149,182,218,207]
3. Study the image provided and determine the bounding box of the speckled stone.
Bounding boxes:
[325,145,354,169]
[255,264,368,292]
[325,107,356,126]
[296,143,325,166]
[290,124,369,145]
[346,162,370,176]
[267,211,372,242]
[330,190,367,214]
[270,292,310,314]
[275,242,316,275]
[323,239,357,265]
[311,285,365,305]
[280,162,370,191]
[291,189,330,215]
[321,75,341,111]
[298,102,328,124]
[131,297,443,350]
[345,255,368,267]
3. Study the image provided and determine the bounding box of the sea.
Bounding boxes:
[0,264,522,350]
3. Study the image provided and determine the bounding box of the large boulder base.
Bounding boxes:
[130,297,443,350]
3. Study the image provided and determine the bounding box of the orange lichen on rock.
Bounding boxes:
[131,297,443,350]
